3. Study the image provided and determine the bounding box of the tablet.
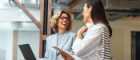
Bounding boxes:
[52,46,74,59]
[19,44,36,60]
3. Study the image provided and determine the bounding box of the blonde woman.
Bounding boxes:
[42,10,76,60]
[24,10,76,60]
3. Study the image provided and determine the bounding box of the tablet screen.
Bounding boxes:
[19,44,36,60]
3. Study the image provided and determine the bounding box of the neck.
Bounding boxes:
[58,28,66,33]
[97,21,104,24]
[88,17,93,24]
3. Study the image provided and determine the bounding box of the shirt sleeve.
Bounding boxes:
[72,26,103,57]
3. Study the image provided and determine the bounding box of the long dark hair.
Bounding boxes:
[86,0,112,37]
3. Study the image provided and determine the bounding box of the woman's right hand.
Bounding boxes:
[67,58,75,60]
[60,52,75,60]
[60,52,67,60]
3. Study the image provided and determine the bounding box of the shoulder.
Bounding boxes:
[91,24,104,31]
[66,31,76,38]
[67,31,76,41]
[95,23,106,28]
[46,33,57,40]
[69,31,76,35]
[67,31,76,36]
[88,24,105,34]
[94,23,109,32]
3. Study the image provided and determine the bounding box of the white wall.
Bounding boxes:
[71,20,86,33]
[0,30,13,60]
[17,31,40,60]
[0,29,40,60]
[0,21,40,60]
[109,20,140,60]
[108,16,140,60]
[110,29,123,60]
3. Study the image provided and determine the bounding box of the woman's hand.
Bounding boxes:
[60,52,67,60]
[77,26,88,39]
[60,52,75,60]
[66,58,75,60]
[24,59,26,60]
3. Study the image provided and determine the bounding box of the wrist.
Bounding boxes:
[76,35,82,39]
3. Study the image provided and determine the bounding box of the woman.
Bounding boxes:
[61,0,112,60]
[36,10,76,60]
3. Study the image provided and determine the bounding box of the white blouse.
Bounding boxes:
[72,23,106,60]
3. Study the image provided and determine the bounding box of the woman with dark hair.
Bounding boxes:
[61,0,112,60]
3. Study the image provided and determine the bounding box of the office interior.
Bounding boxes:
[0,0,140,60]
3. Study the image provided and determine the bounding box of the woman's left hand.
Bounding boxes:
[77,26,88,38]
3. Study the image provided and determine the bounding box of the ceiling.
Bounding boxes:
[51,0,140,21]
[0,0,140,30]
[1,0,140,21]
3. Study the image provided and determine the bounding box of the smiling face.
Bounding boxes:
[82,4,92,23]
[57,13,69,30]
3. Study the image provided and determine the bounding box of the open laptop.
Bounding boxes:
[19,44,36,60]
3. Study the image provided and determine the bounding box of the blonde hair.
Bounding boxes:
[51,10,73,33]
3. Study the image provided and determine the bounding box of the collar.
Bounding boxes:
[86,23,106,28]
[86,23,93,28]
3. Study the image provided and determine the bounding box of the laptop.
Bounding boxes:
[18,44,36,60]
